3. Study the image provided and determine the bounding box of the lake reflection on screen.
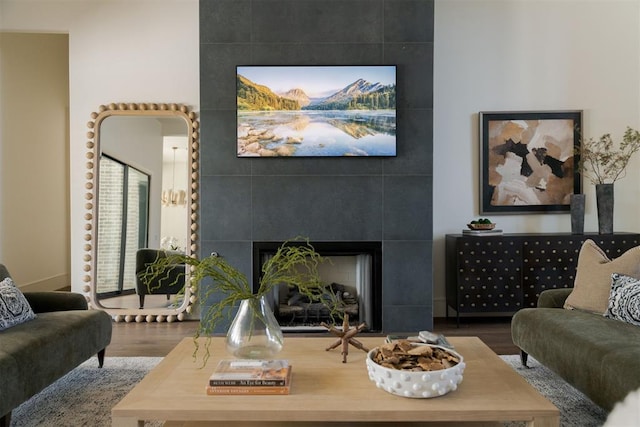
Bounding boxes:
[237,110,396,157]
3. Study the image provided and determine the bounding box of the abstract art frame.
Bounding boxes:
[479,110,582,214]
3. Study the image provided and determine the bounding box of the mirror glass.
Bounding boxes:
[83,103,199,322]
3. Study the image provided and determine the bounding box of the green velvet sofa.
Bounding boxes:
[0,265,113,427]
[511,288,640,412]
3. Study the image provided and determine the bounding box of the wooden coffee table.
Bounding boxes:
[112,336,559,426]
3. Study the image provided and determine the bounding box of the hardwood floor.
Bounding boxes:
[107,316,518,357]
[107,320,199,357]
[433,316,519,355]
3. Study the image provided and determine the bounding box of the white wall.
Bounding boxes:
[161,135,190,251]
[0,0,199,293]
[0,32,69,290]
[433,0,640,316]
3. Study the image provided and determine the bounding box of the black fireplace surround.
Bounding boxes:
[253,241,382,332]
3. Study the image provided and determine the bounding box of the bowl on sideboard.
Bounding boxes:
[467,223,496,230]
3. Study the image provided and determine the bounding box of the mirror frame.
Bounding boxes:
[82,102,199,322]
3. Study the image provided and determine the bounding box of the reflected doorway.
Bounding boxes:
[96,155,149,298]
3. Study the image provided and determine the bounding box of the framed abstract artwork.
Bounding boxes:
[479,110,582,214]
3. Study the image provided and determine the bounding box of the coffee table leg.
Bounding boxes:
[527,415,560,427]
[111,416,144,427]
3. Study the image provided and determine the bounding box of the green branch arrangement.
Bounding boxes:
[577,127,640,185]
[139,237,343,366]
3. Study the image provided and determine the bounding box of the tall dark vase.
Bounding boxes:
[570,194,585,234]
[596,183,614,234]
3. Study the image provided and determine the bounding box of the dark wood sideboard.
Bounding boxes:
[445,232,640,326]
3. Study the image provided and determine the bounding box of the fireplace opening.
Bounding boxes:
[253,241,382,332]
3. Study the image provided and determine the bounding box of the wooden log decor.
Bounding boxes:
[321,314,369,363]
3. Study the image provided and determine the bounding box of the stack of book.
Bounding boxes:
[462,228,503,236]
[206,359,292,395]
[386,330,453,348]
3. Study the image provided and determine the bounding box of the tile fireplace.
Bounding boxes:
[199,0,435,334]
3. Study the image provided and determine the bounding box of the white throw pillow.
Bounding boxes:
[0,277,36,331]
[604,273,640,326]
[605,387,640,426]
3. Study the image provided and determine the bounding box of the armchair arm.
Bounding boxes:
[24,291,88,313]
[537,288,572,308]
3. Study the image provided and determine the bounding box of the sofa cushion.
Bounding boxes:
[605,273,640,326]
[564,239,640,314]
[0,309,113,415]
[512,306,640,411]
[0,277,36,331]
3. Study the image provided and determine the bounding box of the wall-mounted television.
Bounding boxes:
[236,65,397,157]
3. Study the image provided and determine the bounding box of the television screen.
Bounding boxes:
[236,65,397,157]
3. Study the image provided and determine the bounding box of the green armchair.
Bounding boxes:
[135,248,185,309]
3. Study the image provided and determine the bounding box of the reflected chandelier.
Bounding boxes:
[161,146,187,207]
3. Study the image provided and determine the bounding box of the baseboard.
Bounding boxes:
[433,296,447,318]
[18,273,70,292]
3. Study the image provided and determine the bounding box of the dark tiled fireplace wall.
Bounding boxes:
[199,0,434,333]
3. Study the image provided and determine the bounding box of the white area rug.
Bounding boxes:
[11,357,163,427]
[501,355,608,427]
[10,355,609,426]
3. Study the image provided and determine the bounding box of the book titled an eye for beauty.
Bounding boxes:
[206,359,292,395]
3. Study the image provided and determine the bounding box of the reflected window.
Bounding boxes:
[96,155,150,297]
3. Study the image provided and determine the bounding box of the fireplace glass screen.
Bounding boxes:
[253,242,382,332]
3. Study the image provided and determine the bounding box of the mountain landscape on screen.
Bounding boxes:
[236,65,397,157]
[237,75,396,111]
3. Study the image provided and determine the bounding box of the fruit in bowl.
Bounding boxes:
[467,218,495,230]
[365,340,465,398]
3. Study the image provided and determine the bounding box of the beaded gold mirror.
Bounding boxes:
[82,103,199,322]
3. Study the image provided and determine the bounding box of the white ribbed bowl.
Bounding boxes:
[365,344,465,398]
